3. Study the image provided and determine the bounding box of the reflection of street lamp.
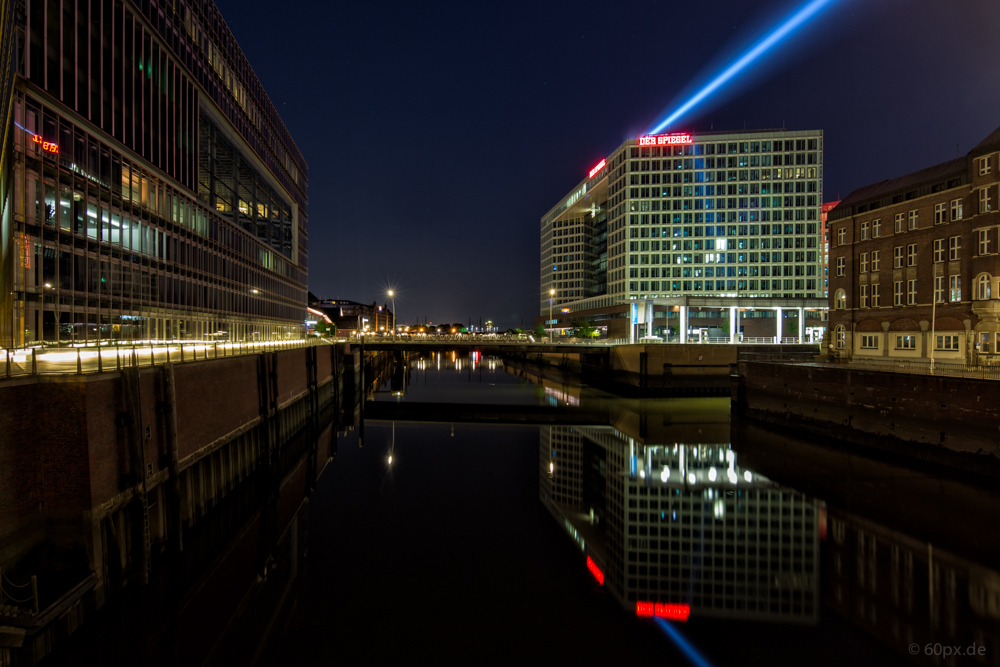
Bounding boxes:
[387,290,396,340]
[41,283,52,345]
[549,289,555,343]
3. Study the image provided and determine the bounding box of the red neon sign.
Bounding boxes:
[588,158,606,179]
[638,133,692,147]
[586,556,604,585]
[32,135,58,154]
[636,601,691,622]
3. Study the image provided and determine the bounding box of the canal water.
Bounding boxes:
[281,352,1000,666]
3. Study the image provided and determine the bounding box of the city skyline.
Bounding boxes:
[214,0,1000,327]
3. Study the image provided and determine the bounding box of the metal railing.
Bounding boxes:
[840,356,1000,381]
[1,338,329,378]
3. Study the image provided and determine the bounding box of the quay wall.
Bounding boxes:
[735,361,1000,477]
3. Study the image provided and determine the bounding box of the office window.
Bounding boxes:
[907,244,917,266]
[872,219,881,238]
[871,283,880,307]
[935,203,946,224]
[981,187,992,214]
[893,246,904,268]
[980,156,992,176]
[836,256,845,276]
[980,229,991,255]
[860,221,870,240]
[949,236,961,261]
[950,274,961,302]
[859,284,868,308]
[907,279,917,305]
[893,281,904,306]
[937,335,960,350]
[896,335,916,350]
[894,213,904,233]
[871,250,880,272]
[908,210,919,230]
[978,273,992,300]
[951,198,963,221]
[859,252,868,273]
[835,288,846,309]
[837,227,846,245]
[860,334,878,349]
[933,239,945,263]
[934,276,945,303]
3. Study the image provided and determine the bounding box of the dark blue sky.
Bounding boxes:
[216,0,1000,328]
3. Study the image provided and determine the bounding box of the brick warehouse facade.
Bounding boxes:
[828,125,1000,363]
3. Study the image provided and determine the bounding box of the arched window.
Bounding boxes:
[978,273,992,300]
[835,325,846,349]
[835,289,846,310]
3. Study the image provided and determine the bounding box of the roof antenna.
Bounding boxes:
[956,143,959,158]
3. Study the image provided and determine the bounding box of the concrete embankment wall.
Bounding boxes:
[734,361,1000,477]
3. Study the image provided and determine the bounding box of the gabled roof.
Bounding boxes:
[833,157,966,212]
[971,124,1000,157]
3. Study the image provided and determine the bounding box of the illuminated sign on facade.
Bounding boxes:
[586,556,604,585]
[588,158,606,179]
[636,601,691,621]
[638,133,692,147]
[32,134,58,154]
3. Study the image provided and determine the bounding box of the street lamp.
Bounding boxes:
[41,283,52,345]
[549,288,555,344]
[387,289,396,340]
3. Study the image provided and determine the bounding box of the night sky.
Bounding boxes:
[215,0,1000,329]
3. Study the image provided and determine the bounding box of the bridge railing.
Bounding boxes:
[1,338,328,378]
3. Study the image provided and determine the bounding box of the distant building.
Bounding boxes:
[539,128,827,341]
[309,294,392,336]
[827,126,1000,363]
[821,200,841,298]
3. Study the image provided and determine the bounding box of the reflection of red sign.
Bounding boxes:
[588,158,606,178]
[586,556,604,585]
[32,135,58,153]
[636,601,690,621]
[638,133,692,146]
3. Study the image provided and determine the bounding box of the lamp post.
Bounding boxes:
[930,288,938,374]
[387,290,395,340]
[549,288,555,344]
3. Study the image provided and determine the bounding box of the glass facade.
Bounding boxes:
[541,130,823,314]
[1,0,308,348]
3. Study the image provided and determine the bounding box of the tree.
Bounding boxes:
[533,323,546,338]
[315,321,336,337]
[569,319,598,339]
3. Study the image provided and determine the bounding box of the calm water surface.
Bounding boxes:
[284,352,1000,665]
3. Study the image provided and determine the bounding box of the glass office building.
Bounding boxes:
[1,0,308,348]
[540,129,823,315]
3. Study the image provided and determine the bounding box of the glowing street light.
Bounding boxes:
[387,289,396,340]
[549,288,555,344]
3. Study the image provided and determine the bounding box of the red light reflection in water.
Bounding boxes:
[586,556,604,585]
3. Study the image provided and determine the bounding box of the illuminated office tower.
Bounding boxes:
[540,129,824,316]
[1,0,308,348]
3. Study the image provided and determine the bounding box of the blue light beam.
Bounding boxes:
[648,0,837,135]
[653,618,715,667]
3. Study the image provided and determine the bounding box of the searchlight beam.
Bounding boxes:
[648,0,837,134]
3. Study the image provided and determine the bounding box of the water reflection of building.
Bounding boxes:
[825,510,1000,664]
[541,426,820,624]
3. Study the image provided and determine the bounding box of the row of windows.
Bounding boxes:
[838,232,997,278]
[840,189,995,244]
[834,275,965,309]
[629,264,817,278]
[859,334,961,351]
[630,138,819,159]
[626,192,821,210]
[628,280,818,293]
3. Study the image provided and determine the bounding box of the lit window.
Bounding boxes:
[835,325,846,349]
[949,236,961,261]
[950,274,961,302]
[835,288,846,310]
[981,187,992,214]
[951,198,963,221]
[896,335,916,350]
[978,274,992,300]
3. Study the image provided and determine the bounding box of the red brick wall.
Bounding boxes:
[275,348,308,407]
[173,356,260,460]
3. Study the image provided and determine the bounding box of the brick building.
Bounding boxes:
[827,126,1000,363]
